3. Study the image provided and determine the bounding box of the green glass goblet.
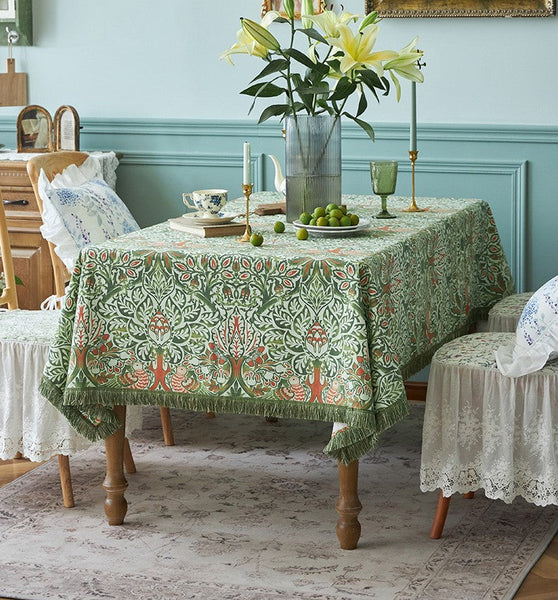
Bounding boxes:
[370,160,398,219]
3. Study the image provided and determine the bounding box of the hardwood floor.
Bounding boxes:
[0,456,556,599]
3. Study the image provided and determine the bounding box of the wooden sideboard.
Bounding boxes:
[0,159,55,309]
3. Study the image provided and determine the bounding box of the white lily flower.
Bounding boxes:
[383,37,424,99]
[332,23,398,75]
[305,11,359,41]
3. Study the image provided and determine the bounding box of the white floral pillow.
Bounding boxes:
[495,275,558,377]
[39,170,139,269]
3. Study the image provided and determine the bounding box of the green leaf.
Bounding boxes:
[296,84,329,96]
[358,69,385,91]
[358,71,382,102]
[298,27,328,44]
[251,59,289,82]
[291,73,304,89]
[285,102,306,117]
[240,82,285,97]
[283,48,316,69]
[306,62,329,80]
[258,104,291,123]
[15,275,23,286]
[315,99,333,113]
[380,76,391,96]
[329,77,357,102]
[344,113,375,141]
[356,92,368,117]
[327,58,342,75]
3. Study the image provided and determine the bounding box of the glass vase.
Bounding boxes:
[285,114,342,222]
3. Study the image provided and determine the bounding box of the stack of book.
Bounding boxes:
[168,216,247,238]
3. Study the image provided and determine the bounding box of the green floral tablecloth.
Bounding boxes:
[40,193,514,463]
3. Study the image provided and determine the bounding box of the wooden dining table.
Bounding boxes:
[40,192,514,549]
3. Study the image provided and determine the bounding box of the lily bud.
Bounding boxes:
[359,11,379,30]
[241,18,280,51]
[301,0,314,29]
[283,0,295,19]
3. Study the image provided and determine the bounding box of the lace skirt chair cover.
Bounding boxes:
[420,332,558,507]
[487,292,533,333]
[0,309,143,462]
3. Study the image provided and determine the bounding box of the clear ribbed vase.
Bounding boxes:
[285,114,342,223]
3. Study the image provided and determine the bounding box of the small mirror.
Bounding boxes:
[54,105,80,151]
[16,105,53,152]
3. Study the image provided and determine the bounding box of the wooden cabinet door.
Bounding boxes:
[0,161,55,309]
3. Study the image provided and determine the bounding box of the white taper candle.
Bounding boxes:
[410,82,417,152]
[243,142,251,185]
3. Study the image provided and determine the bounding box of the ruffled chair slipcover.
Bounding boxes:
[0,309,143,462]
[487,292,533,332]
[420,332,558,537]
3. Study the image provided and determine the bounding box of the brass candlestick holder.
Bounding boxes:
[238,183,253,242]
[402,150,425,212]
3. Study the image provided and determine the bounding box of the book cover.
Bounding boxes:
[168,218,247,238]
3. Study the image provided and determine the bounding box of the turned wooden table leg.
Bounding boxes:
[336,460,362,550]
[103,405,128,525]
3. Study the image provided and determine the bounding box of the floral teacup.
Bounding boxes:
[183,189,228,217]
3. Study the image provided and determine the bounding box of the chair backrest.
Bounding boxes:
[0,187,19,310]
[27,151,89,297]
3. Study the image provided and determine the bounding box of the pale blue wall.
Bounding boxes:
[0,0,557,292]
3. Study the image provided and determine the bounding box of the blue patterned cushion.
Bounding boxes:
[495,275,558,376]
[39,174,139,270]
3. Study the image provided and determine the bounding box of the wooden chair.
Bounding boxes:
[1,187,141,506]
[27,152,176,445]
[420,332,558,538]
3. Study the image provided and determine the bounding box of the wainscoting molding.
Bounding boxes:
[0,117,555,290]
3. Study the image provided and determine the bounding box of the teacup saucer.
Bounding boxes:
[181,212,239,226]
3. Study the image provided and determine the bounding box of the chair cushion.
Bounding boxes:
[39,166,139,270]
[487,292,533,333]
[495,275,558,377]
[433,331,558,375]
[0,309,61,344]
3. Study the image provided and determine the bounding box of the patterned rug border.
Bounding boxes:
[0,405,556,600]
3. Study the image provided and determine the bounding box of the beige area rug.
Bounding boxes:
[0,403,556,600]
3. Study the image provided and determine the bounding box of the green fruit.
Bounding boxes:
[316,216,329,227]
[350,214,360,226]
[329,208,343,221]
[309,218,317,226]
[313,206,326,219]
[296,228,309,240]
[340,215,352,227]
[328,216,340,227]
[325,203,338,213]
[299,212,312,225]
[250,233,264,246]
[274,221,286,233]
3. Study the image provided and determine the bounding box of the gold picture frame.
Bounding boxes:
[365,0,555,17]
[16,105,53,153]
[261,0,326,19]
[54,105,80,151]
[16,104,81,153]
